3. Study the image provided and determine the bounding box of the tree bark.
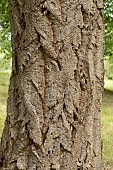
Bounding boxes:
[0,0,104,169]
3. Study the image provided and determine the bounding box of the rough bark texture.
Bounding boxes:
[0,0,104,169]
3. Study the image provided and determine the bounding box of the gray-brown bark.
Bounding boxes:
[0,0,104,169]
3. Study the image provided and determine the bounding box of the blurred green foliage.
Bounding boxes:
[105,60,113,80]
[0,0,11,69]
[104,0,113,61]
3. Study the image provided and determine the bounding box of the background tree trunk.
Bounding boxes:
[0,0,104,169]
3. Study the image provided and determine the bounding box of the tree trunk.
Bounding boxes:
[0,0,104,169]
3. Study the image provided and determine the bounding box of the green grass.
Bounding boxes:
[101,78,113,167]
[0,72,113,167]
